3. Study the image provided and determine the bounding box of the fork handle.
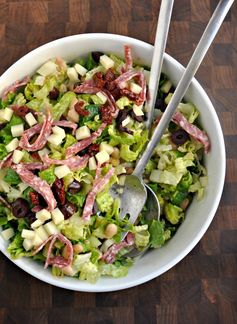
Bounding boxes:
[133,0,234,178]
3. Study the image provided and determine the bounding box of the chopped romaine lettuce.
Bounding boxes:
[52,91,76,120]
[39,166,56,185]
[4,169,21,186]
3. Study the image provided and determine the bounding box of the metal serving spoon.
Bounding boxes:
[112,0,234,251]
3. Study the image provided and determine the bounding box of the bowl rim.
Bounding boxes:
[0,33,226,292]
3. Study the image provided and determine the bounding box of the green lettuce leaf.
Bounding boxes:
[39,166,56,185]
[7,233,27,259]
[4,169,21,186]
[52,91,76,120]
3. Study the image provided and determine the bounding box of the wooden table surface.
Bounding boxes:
[0,1,236,323]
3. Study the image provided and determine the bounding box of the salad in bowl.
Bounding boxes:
[0,42,210,284]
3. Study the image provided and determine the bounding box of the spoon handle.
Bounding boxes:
[133,0,234,178]
[144,0,174,130]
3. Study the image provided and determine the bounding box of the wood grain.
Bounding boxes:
[0,1,237,323]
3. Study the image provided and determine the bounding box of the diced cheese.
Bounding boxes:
[36,209,51,222]
[12,149,24,164]
[121,116,131,127]
[38,147,50,159]
[119,81,129,89]
[21,229,35,240]
[35,226,49,241]
[6,138,19,152]
[34,75,45,86]
[23,238,34,251]
[130,82,142,94]
[99,55,114,70]
[11,124,24,137]
[31,219,43,229]
[76,125,91,140]
[54,165,71,179]
[88,156,97,170]
[37,61,58,76]
[52,126,66,138]
[133,104,144,116]
[33,234,44,247]
[99,142,114,155]
[47,133,64,146]
[1,228,14,241]
[95,150,110,165]
[25,112,37,127]
[0,108,13,122]
[149,169,162,183]
[67,107,79,123]
[74,63,88,76]
[51,208,64,225]
[67,67,79,82]
[44,221,59,235]
[96,91,107,104]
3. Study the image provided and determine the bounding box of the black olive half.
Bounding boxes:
[12,198,30,218]
[171,129,190,145]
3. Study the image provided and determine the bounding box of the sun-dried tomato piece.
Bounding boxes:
[105,69,116,82]
[29,191,40,206]
[52,178,66,205]
[100,104,114,124]
[12,105,35,118]
[74,101,89,116]
[31,152,41,161]
[120,88,139,101]
[87,143,100,156]
[93,72,106,88]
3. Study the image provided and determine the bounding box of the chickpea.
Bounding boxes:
[111,147,120,159]
[105,223,118,238]
[73,243,83,254]
[62,246,71,259]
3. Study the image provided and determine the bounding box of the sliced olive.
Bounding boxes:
[68,180,81,195]
[12,198,30,218]
[91,51,104,63]
[60,201,77,220]
[155,98,166,112]
[171,129,190,145]
[49,87,60,100]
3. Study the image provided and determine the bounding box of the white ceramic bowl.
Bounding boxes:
[0,34,225,292]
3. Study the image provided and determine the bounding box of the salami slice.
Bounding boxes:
[12,164,57,211]
[53,120,78,135]
[102,232,134,263]
[172,111,210,153]
[22,162,49,171]
[82,167,115,221]
[0,153,13,169]
[42,154,89,171]
[1,76,30,101]
[19,108,53,152]
[65,123,107,158]
[124,45,133,71]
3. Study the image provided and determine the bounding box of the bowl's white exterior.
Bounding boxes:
[0,34,225,292]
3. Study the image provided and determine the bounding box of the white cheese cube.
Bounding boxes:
[6,138,19,152]
[12,149,24,164]
[52,126,65,138]
[88,156,97,170]
[149,169,162,183]
[1,228,14,241]
[0,108,13,122]
[99,55,114,70]
[95,150,110,165]
[25,112,37,127]
[23,238,33,251]
[47,134,64,146]
[21,229,35,240]
[51,208,64,225]
[44,221,59,235]
[38,147,50,159]
[35,226,49,241]
[67,67,79,82]
[31,219,43,229]
[96,91,107,104]
[76,126,91,140]
[34,75,45,86]
[122,116,131,127]
[54,165,71,179]
[36,209,51,222]
[133,104,144,116]
[37,61,58,76]
[67,107,79,123]
[119,81,129,89]
[130,82,142,94]
[11,124,24,137]
[33,234,44,247]
[74,63,88,76]
[99,142,114,155]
